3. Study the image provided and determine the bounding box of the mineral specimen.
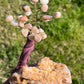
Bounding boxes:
[9,57,72,84]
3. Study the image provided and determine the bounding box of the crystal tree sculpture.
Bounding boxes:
[5,0,61,73]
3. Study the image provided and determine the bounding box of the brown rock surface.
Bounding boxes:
[9,57,72,84]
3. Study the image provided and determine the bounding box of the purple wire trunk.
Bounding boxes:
[4,38,35,84]
[16,38,35,69]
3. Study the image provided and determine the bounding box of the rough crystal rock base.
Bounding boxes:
[8,57,72,84]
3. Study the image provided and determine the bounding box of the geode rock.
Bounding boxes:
[9,57,72,84]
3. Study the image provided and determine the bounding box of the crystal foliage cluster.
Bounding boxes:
[5,0,61,42]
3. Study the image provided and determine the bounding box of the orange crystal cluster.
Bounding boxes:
[9,57,72,84]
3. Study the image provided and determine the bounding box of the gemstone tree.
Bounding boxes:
[5,0,61,73]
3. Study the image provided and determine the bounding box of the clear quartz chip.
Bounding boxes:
[21,29,29,37]
[40,0,49,5]
[22,5,31,12]
[24,11,32,16]
[30,0,38,4]
[41,5,48,12]
[11,20,18,27]
[53,12,61,19]
[5,15,13,22]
